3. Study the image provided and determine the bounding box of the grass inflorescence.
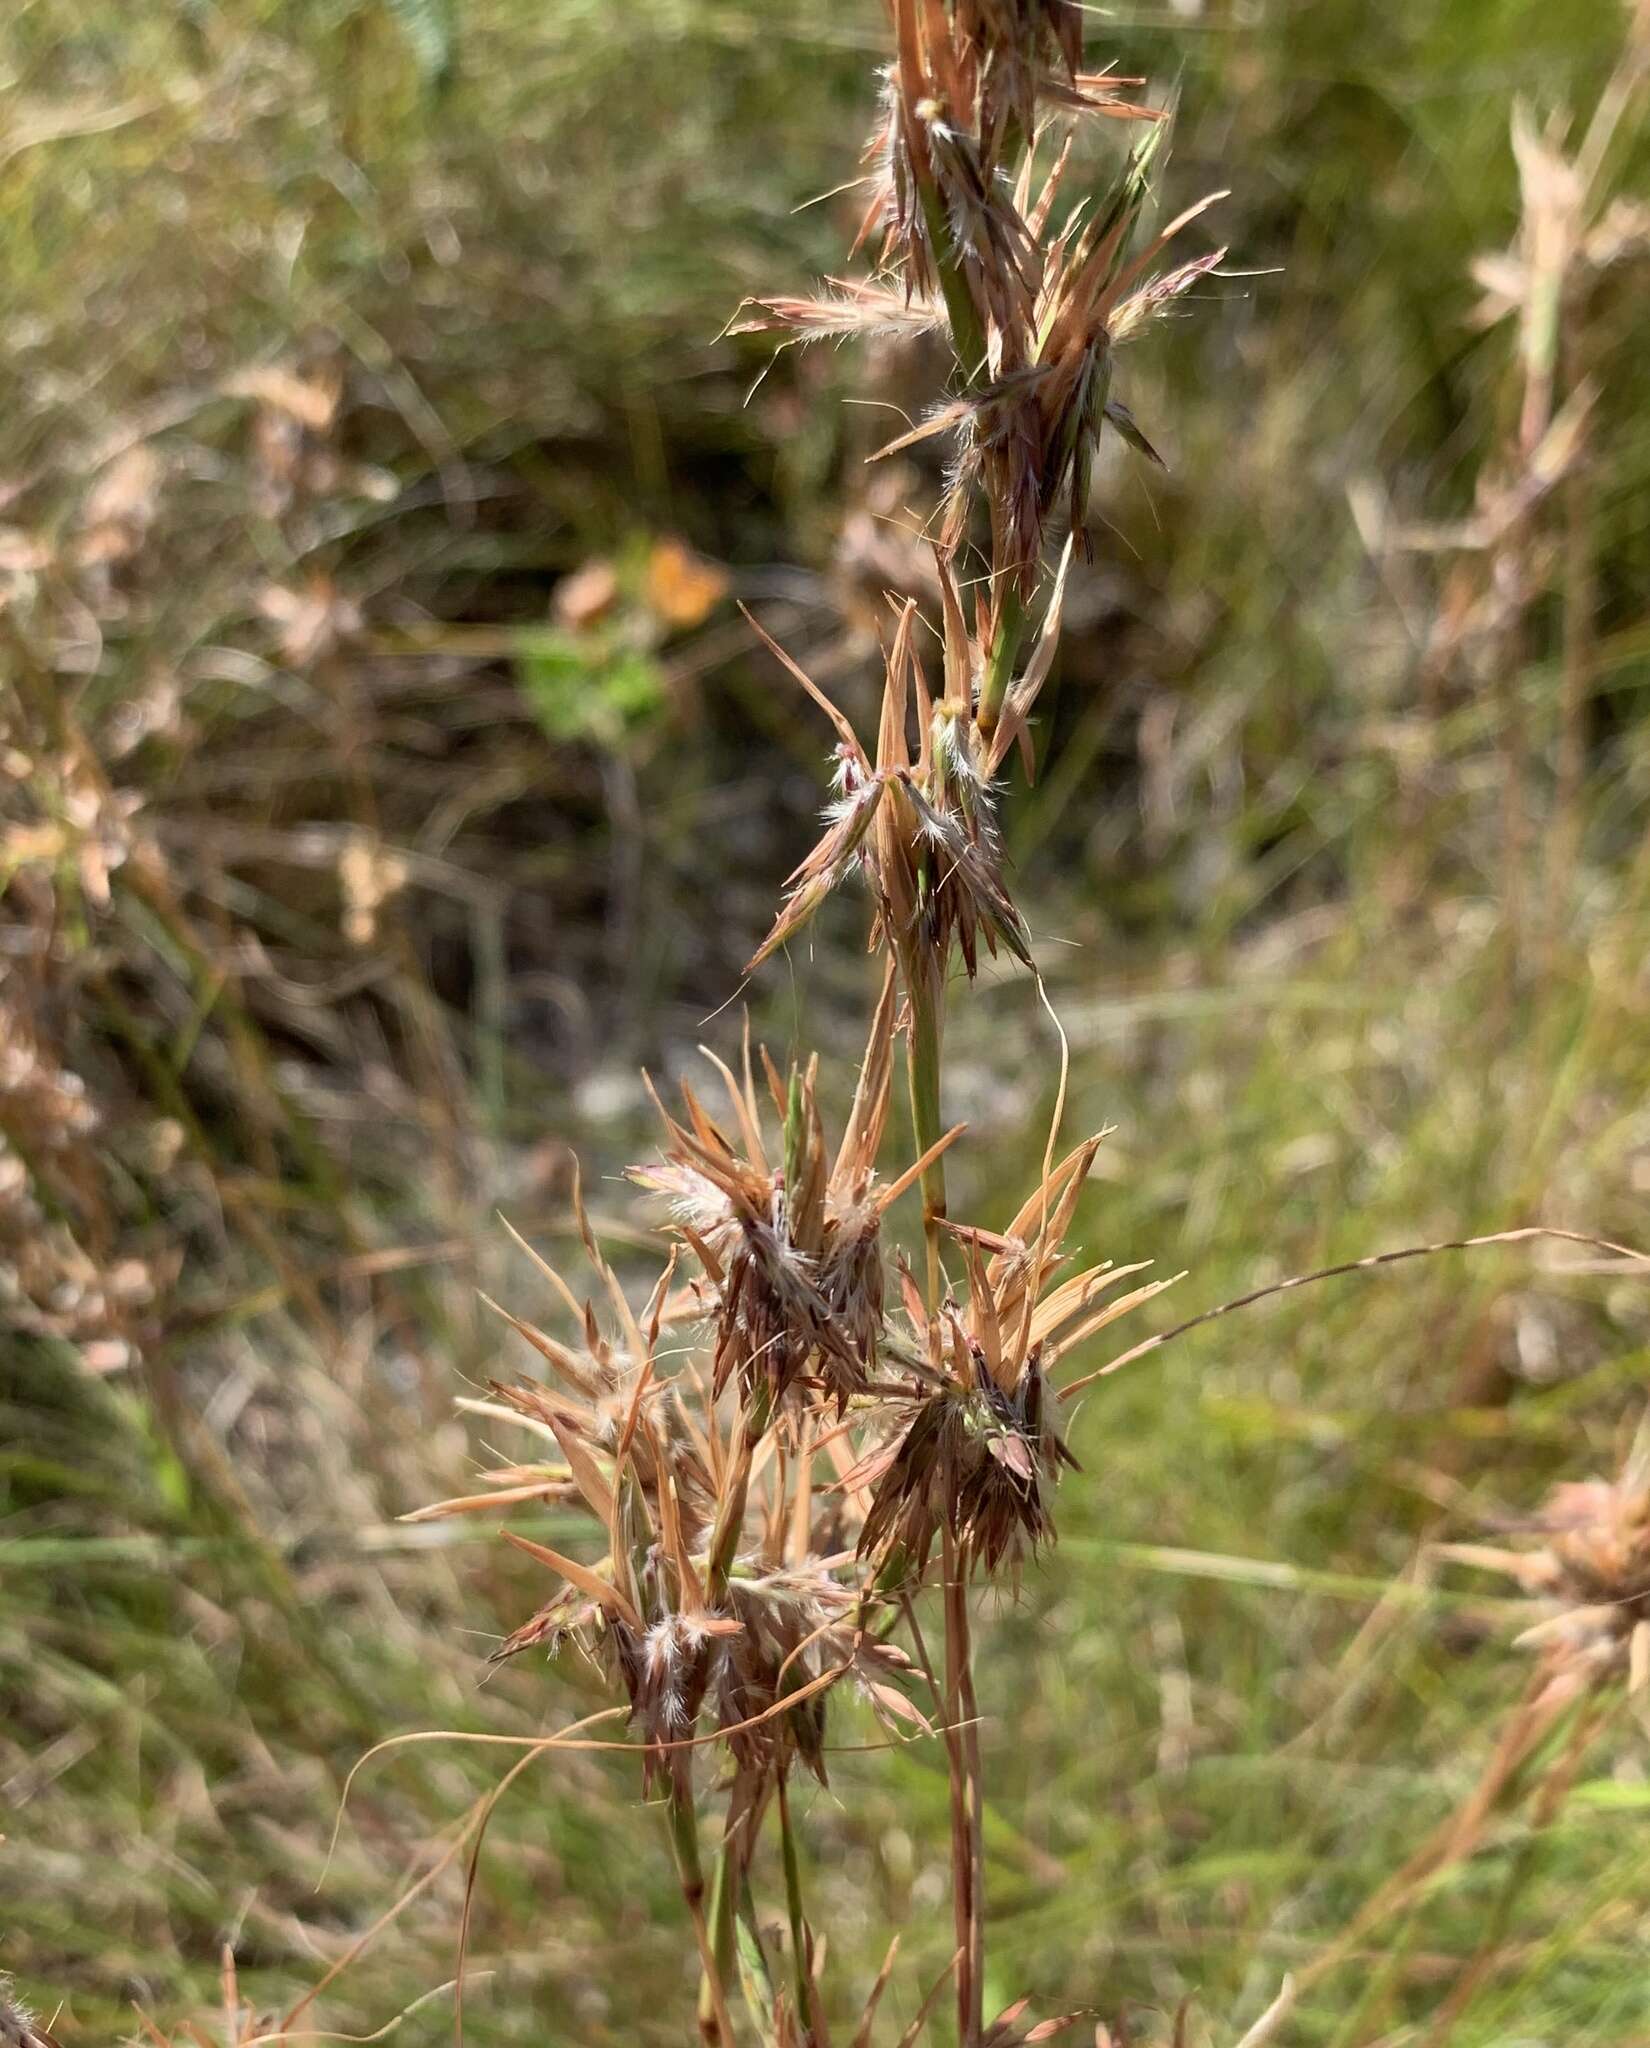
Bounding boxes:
[7,2,1650,2045]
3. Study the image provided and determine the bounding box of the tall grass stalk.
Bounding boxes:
[396,8,1648,2048]
[411,6,1236,2040]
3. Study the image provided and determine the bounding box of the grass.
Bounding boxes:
[4,0,1650,2043]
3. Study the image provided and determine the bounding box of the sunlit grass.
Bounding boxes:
[5,0,1650,2042]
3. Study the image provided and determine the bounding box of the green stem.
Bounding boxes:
[943,1528,984,2048]
[904,957,947,1305]
[708,1380,773,1605]
[776,1774,814,2037]
[735,1875,780,2043]
[669,1776,706,1909]
[699,1826,741,2046]
[917,177,987,383]
[975,586,1026,743]
[670,1781,735,2048]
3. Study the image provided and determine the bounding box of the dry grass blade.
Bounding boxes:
[1060,1226,1650,1399]
[1232,1978,1297,2048]
[499,1529,645,1632]
[850,1938,901,2048]
[891,1949,965,2048]
[396,1477,570,1522]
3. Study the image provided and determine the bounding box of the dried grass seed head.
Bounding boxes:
[873,130,1226,593]
[743,596,1033,985]
[859,1136,1171,1577]
[1448,1414,1650,1701]
[413,1123,930,1794]
[0,1983,60,2048]
[633,996,901,1414]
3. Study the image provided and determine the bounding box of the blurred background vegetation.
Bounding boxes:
[4,0,1650,2041]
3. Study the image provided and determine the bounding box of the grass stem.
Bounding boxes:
[905,959,948,1305]
[942,1527,984,2047]
[776,1772,814,2036]
[917,177,987,384]
[975,586,1027,744]
[669,1779,736,2048]
[699,1822,741,2048]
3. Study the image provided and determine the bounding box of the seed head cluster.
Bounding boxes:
[1448,1420,1650,1706]
[420,4,1229,2040]
[419,1079,1161,1779]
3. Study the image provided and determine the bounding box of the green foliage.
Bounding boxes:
[516,628,667,745]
